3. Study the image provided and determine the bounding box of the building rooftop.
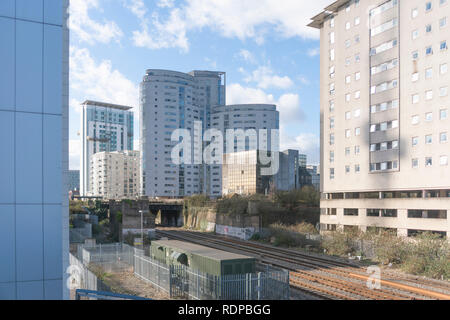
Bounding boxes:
[82,100,133,111]
[308,0,350,29]
[152,240,254,261]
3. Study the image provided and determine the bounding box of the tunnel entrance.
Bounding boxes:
[149,203,183,227]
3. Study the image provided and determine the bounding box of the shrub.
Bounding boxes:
[373,231,409,265]
[402,232,450,280]
[321,231,355,256]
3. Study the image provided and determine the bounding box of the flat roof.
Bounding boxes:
[82,100,133,111]
[308,0,350,29]
[152,240,254,261]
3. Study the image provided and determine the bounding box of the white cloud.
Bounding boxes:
[69,0,124,44]
[238,49,256,64]
[70,46,139,109]
[245,66,294,90]
[69,139,81,170]
[125,0,328,51]
[307,47,320,57]
[157,0,175,8]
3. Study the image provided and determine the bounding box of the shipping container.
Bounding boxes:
[150,240,255,276]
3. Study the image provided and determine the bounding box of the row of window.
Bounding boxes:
[411,111,448,124]
[412,156,449,168]
[326,208,448,220]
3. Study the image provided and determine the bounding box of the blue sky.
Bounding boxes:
[69,0,330,170]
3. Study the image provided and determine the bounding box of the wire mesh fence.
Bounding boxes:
[72,243,290,300]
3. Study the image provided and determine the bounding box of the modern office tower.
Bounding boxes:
[139,69,225,198]
[89,151,140,199]
[211,104,280,196]
[68,170,80,191]
[306,165,321,191]
[275,150,301,191]
[222,150,275,196]
[309,0,450,237]
[80,100,134,197]
[0,0,69,299]
[298,154,307,168]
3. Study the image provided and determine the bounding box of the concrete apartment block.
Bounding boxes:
[89,151,140,199]
[0,0,69,299]
[309,0,450,237]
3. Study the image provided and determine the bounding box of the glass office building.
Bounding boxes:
[0,0,69,299]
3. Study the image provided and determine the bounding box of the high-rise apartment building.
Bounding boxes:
[89,151,140,199]
[68,170,80,191]
[275,149,301,191]
[139,69,225,198]
[80,100,134,197]
[211,104,280,196]
[309,0,449,237]
[0,0,69,299]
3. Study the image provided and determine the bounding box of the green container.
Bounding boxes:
[150,240,255,276]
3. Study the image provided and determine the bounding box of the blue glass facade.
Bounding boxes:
[0,0,69,300]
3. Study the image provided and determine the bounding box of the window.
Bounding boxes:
[330,134,335,145]
[426,46,433,55]
[355,127,361,136]
[440,109,448,119]
[330,168,335,179]
[346,22,351,30]
[355,17,360,26]
[329,83,335,95]
[371,18,398,37]
[412,115,420,125]
[344,209,358,216]
[345,39,351,48]
[354,108,361,118]
[426,24,432,33]
[425,157,433,167]
[440,87,448,96]
[412,158,419,168]
[345,111,351,120]
[440,63,448,74]
[412,51,419,60]
[412,136,419,146]
[441,41,448,51]
[412,8,418,18]
[355,145,360,154]
[346,93,351,102]
[354,91,361,99]
[345,129,351,138]
[330,117,335,129]
[355,165,360,173]
[426,2,432,11]
[329,100,335,112]
[329,32,335,44]
[345,57,351,66]
[412,72,419,82]
[330,49,335,61]
[412,29,419,39]
[426,90,433,100]
[346,75,351,84]
[330,151,335,163]
[425,112,433,121]
[355,53,360,63]
[345,147,350,156]
[425,68,433,79]
[440,17,447,28]
[425,134,433,144]
[355,72,360,81]
[440,132,448,143]
[441,156,449,166]
[370,39,397,56]
[345,165,350,174]
[330,17,335,28]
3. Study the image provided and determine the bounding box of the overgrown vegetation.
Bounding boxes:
[321,230,450,280]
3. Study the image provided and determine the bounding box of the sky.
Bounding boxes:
[68,0,331,170]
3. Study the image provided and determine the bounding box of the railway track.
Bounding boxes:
[156,229,450,300]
